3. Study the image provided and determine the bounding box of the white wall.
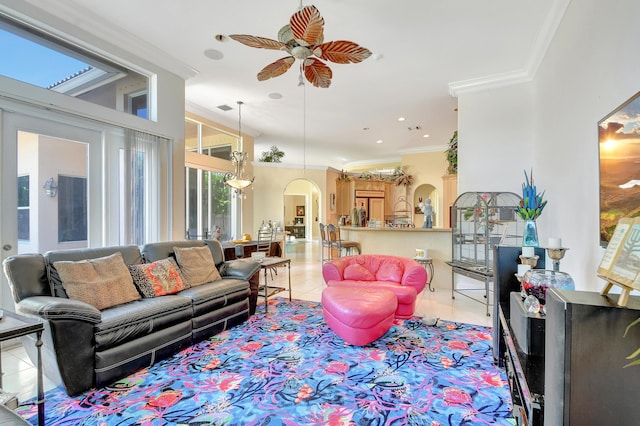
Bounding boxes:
[457,0,640,291]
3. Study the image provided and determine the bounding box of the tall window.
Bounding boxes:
[17,175,29,240]
[0,14,151,120]
[58,175,87,242]
[186,168,232,241]
[185,117,237,241]
[185,118,236,158]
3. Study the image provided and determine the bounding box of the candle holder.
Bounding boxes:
[515,273,527,298]
[546,247,569,271]
[518,255,539,268]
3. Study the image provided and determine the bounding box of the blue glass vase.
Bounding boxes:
[523,219,539,247]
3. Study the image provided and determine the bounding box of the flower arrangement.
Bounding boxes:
[393,166,414,187]
[516,169,547,220]
[336,170,352,182]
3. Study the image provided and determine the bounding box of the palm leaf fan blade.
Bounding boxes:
[228,34,286,50]
[257,57,295,81]
[313,41,372,64]
[290,5,324,46]
[303,58,332,88]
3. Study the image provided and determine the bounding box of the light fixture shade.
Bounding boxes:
[224,151,254,193]
[224,101,255,194]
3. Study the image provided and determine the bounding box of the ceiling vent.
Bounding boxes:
[217,104,233,111]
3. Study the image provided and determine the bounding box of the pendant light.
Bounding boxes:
[224,101,254,195]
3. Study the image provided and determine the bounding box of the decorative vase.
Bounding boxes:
[523,219,539,247]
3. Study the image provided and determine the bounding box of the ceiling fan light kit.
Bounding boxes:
[229,4,371,88]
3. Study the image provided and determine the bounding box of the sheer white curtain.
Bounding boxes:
[123,129,169,245]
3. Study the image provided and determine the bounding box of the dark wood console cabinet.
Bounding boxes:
[494,245,640,425]
[285,225,305,239]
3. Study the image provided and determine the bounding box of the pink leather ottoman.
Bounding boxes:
[322,286,397,346]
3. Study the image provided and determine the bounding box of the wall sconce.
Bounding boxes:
[43,177,58,197]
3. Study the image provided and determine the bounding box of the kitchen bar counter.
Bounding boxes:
[339,226,452,290]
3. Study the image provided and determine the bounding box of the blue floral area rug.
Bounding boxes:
[19,298,514,425]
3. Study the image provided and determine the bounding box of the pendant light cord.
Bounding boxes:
[303,73,307,173]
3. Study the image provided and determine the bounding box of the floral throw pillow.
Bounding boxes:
[129,258,188,297]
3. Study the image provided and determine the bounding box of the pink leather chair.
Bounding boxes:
[322,254,427,319]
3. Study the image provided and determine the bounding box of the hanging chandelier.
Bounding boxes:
[224,101,254,195]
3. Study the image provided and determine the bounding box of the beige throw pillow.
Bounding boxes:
[54,252,141,310]
[173,246,221,287]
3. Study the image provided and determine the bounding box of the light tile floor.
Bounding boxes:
[1,239,493,404]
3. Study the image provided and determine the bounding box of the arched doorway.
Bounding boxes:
[283,178,320,242]
[413,184,439,227]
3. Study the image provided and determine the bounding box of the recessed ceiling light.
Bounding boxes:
[423,134,430,138]
[398,117,405,122]
[204,49,224,60]
[376,140,383,144]
[268,92,283,99]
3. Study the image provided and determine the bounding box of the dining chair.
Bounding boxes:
[256,226,277,278]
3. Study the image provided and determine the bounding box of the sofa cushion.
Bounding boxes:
[45,245,142,298]
[174,246,222,287]
[343,263,375,281]
[53,252,141,310]
[95,295,192,350]
[376,258,405,283]
[128,258,188,297]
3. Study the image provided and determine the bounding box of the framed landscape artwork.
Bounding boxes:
[599,91,640,247]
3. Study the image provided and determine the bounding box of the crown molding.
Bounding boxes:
[448,0,571,97]
[448,69,531,97]
[253,161,327,171]
[400,144,449,155]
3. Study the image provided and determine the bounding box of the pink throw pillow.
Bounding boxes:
[376,258,405,282]
[353,255,381,273]
[343,263,376,281]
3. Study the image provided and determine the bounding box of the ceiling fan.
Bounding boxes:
[229,4,372,88]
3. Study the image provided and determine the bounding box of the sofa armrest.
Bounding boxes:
[16,296,102,324]
[222,260,261,281]
[16,296,100,396]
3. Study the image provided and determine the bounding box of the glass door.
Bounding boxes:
[1,110,101,311]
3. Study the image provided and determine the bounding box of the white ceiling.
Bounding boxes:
[22,0,565,168]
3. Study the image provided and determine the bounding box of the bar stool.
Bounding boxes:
[319,223,332,262]
[327,224,361,258]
